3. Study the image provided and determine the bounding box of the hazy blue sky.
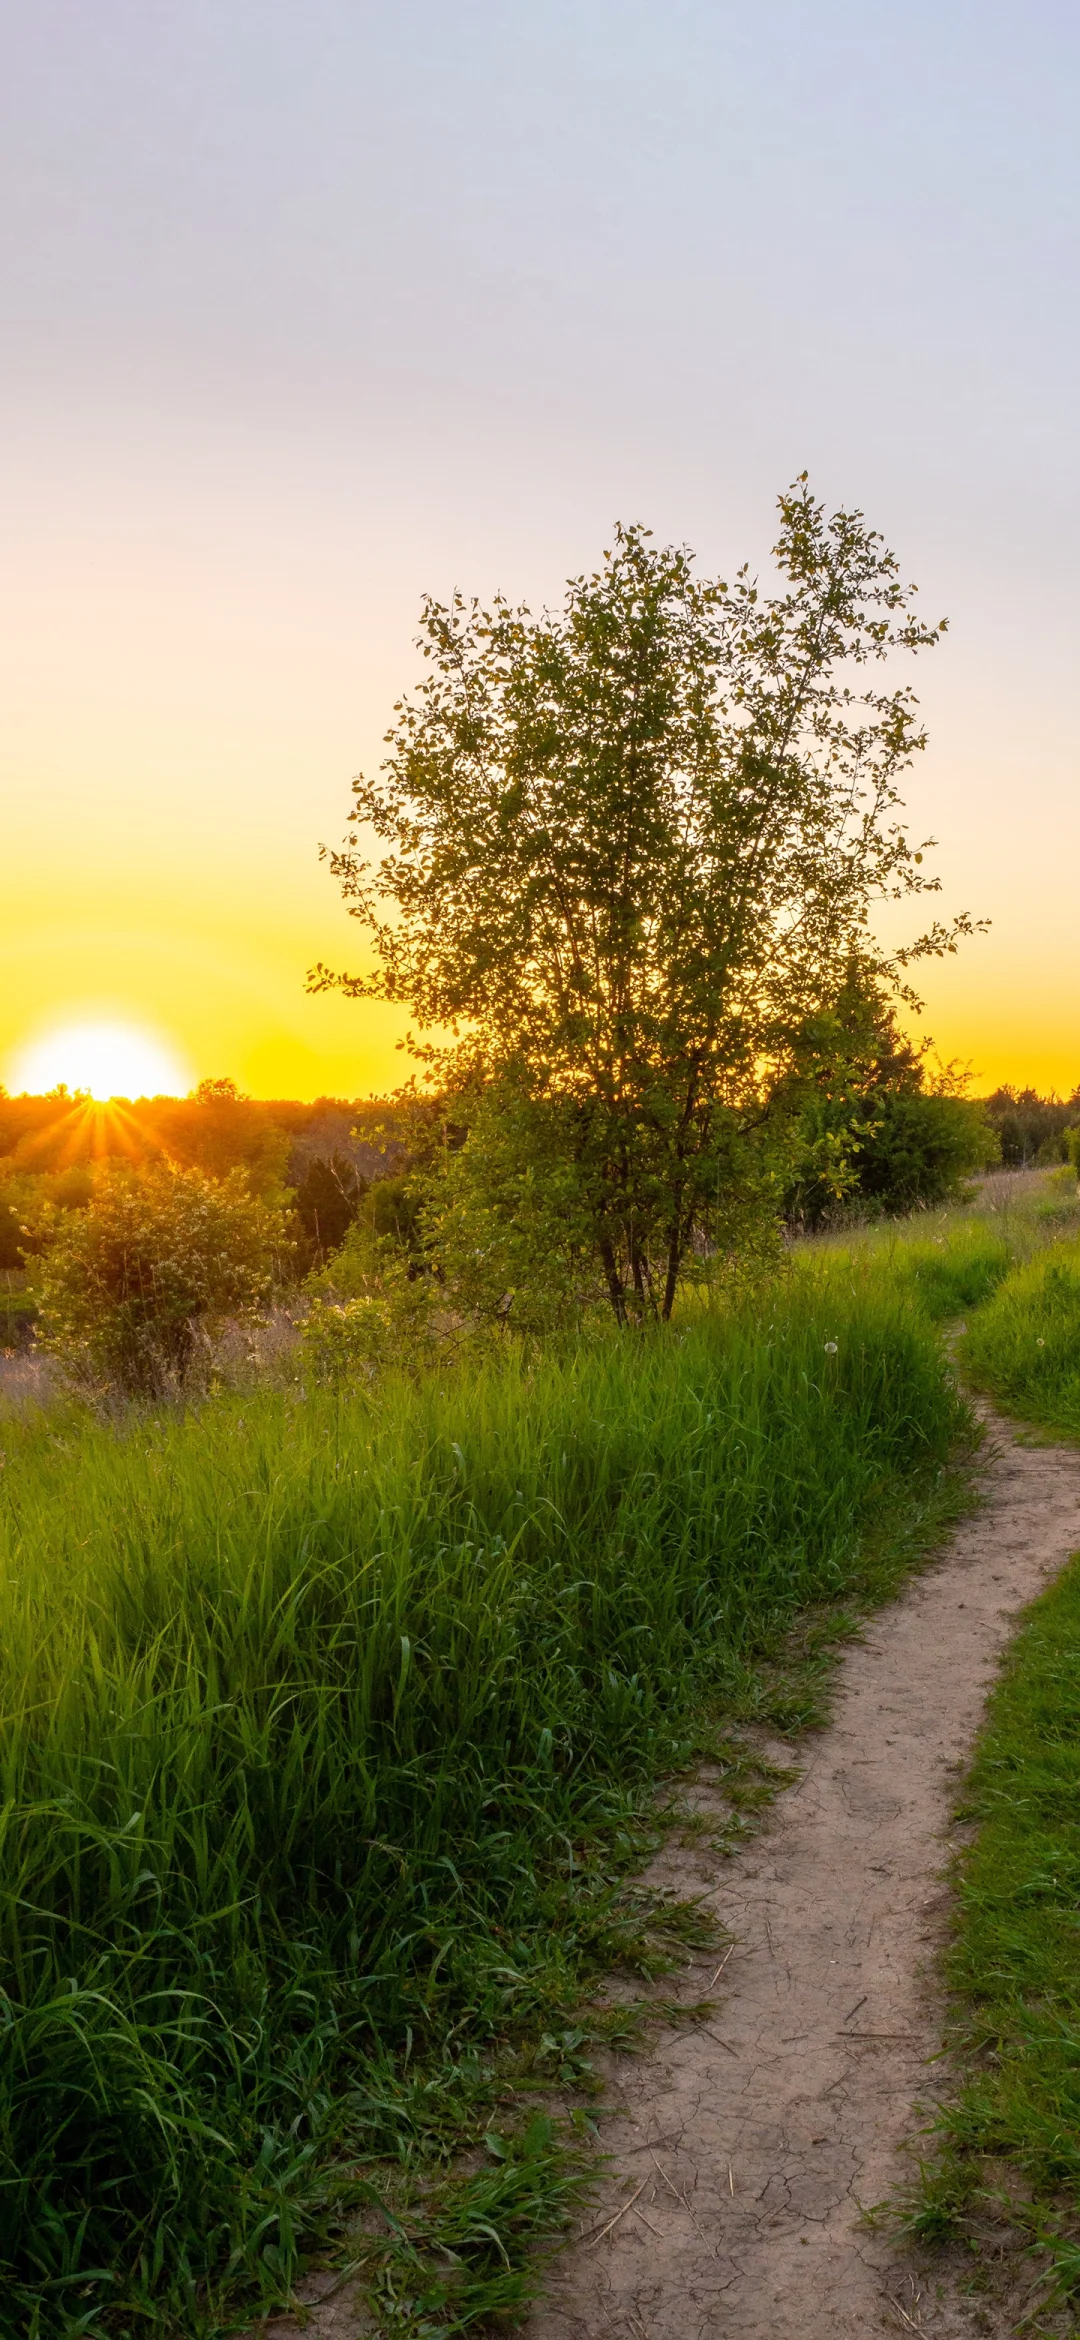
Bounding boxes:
[2,1,1077,1093]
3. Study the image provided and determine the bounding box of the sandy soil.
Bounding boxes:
[524,1410,1080,2340]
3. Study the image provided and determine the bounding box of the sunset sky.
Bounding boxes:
[2,1,1078,1101]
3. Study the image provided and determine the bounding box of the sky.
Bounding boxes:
[1,0,1077,1100]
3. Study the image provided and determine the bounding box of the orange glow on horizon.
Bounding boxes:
[7,1095,157,1172]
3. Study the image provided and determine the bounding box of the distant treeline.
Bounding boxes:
[0,1080,406,1274]
[3,1067,1077,1296]
[981,1086,1080,1168]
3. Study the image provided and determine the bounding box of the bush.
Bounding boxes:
[777,976,997,1226]
[0,1281,36,1352]
[292,1149,366,1265]
[0,1165,93,1271]
[299,1206,441,1381]
[853,1090,995,1209]
[31,1162,286,1395]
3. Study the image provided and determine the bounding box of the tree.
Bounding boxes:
[32,1161,285,1394]
[292,1151,366,1265]
[313,482,978,1322]
[775,970,996,1223]
[982,1086,1080,1168]
[150,1078,291,1197]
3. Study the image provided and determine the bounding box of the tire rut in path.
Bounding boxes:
[524,1412,1080,2340]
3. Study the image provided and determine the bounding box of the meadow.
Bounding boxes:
[5,1162,1080,2333]
[0,1265,968,2336]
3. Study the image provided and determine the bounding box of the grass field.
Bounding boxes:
[0,1264,969,2335]
[807,1165,1080,1307]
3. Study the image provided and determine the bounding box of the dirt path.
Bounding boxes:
[524,1412,1080,2340]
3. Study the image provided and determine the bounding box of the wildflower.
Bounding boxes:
[824,1340,838,1354]
[1037,1337,1046,1347]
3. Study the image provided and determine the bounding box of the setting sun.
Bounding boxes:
[7,1019,191,1102]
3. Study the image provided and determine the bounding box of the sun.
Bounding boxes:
[8,1019,191,1102]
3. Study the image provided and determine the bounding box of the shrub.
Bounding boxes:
[0,1281,36,1352]
[299,1208,441,1381]
[31,1161,286,1395]
[292,1149,366,1265]
[853,1089,995,1209]
[777,975,997,1226]
[0,1165,94,1271]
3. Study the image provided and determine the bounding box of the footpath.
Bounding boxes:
[525,1409,1080,2340]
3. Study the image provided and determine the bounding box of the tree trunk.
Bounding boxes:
[661,1221,683,1321]
[598,1233,628,1326]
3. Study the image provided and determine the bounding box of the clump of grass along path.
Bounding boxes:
[910,1538,1080,2318]
[0,1268,964,2336]
[903,1222,1080,2316]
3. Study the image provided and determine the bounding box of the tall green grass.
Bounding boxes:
[877,1225,1014,1323]
[894,1223,1080,2310]
[805,1165,1080,1291]
[904,1554,1080,2315]
[0,1273,967,2332]
[959,1241,1080,1436]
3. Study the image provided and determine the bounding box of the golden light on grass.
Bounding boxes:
[8,1019,190,1103]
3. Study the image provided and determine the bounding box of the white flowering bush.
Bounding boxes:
[32,1162,286,1395]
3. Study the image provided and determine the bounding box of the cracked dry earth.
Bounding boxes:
[523,1409,1080,2340]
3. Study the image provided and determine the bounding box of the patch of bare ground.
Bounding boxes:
[0,1347,53,1410]
[522,1408,1080,2340]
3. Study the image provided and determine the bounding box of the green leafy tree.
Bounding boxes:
[314,482,978,1321]
[149,1078,291,1196]
[776,971,995,1223]
[32,1162,285,1394]
[983,1086,1080,1168]
[292,1151,366,1266]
